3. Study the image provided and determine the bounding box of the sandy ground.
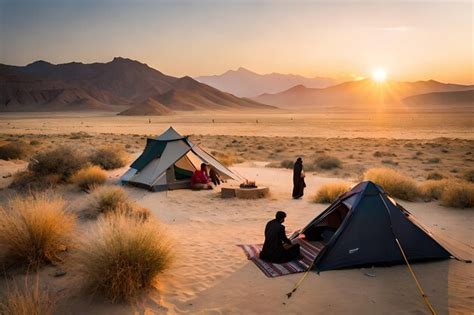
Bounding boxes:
[0,111,473,139]
[0,163,470,314]
[0,111,472,314]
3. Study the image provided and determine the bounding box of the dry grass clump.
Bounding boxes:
[89,146,128,170]
[313,182,351,203]
[0,278,56,315]
[463,169,474,183]
[89,186,129,214]
[28,146,88,181]
[313,155,342,170]
[419,179,450,201]
[426,172,444,180]
[440,182,474,209]
[74,213,173,302]
[10,171,61,191]
[0,142,31,160]
[71,165,107,191]
[212,151,243,166]
[0,193,75,268]
[364,168,419,201]
[87,185,150,220]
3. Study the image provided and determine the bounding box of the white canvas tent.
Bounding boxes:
[121,127,242,191]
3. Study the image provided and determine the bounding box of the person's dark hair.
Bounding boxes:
[296,157,302,163]
[275,211,287,221]
[200,163,207,170]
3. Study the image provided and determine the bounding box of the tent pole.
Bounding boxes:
[380,194,437,315]
[286,259,316,299]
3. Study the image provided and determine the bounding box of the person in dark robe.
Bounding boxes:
[209,167,221,186]
[259,211,301,263]
[292,157,306,199]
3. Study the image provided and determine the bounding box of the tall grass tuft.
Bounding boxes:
[71,165,107,191]
[89,185,129,214]
[419,179,450,201]
[364,168,419,201]
[313,182,351,203]
[0,193,75,268]
[440,182,474,209]
[74,213,173,302]
[0,277,56,315]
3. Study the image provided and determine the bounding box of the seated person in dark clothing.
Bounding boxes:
[259,211,301,263]
[209,167,221,186]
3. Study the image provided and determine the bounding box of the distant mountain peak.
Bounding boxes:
[26,60,52,67]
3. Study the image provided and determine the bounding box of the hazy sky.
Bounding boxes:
[1,0,473,83]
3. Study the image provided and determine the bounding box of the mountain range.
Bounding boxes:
[195,67,337,97]
[0,58,274,114]
[252,79,474,110]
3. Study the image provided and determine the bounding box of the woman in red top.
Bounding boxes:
[191,163,212,190]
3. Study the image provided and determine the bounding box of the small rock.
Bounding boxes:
[2,174,12,178]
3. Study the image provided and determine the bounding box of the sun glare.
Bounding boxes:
[372,68,387,82]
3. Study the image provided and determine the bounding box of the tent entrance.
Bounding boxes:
[302,203,350,245]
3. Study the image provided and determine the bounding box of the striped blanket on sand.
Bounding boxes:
[238,239,324,277]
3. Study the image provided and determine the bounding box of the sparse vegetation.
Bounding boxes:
[313,182,351,203]
[10,171,61,191]
[463,169,474,183]
[426,172,444,180]
[0,278,56,315]
[0,193,75,268]
[440,182,474,209]
[313,155,341,170]
[71,165,107,191]
[213,151,243,166]
[74,213,173,302]
[89,146,128,170]
[364,168,419,201]
[28,146,88,181]
[89,185,129,215]
[0,142,31,160]
[419,180,449,201]
[426,157,441,164]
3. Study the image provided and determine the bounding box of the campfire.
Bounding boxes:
[240,180,257,189]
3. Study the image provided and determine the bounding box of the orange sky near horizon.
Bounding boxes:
[1,1,473,84]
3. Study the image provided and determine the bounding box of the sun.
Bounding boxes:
[372,68,387,82]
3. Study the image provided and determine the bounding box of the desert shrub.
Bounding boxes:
[29,140,41,146]
[0,142,31,160]
[74,213,173,302]
[440,182,474,209]
[89,185,129,214]
[426,157,441,164]
[373,151,396,158]
[0,278,56,315]
[381,159,398,166]
[10,171,61,191]
[28,146,88,181]
[214,151,243,166]
[419,180,449,201]
[280,159,294,169]
[313,155,341,170]
[313,182,351,203]
[0,193,75,268]
[89,147,128,170]
[71,165,107,191]
[363,168,419,201]
[426,172,444,180]
[463,169,474,183]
